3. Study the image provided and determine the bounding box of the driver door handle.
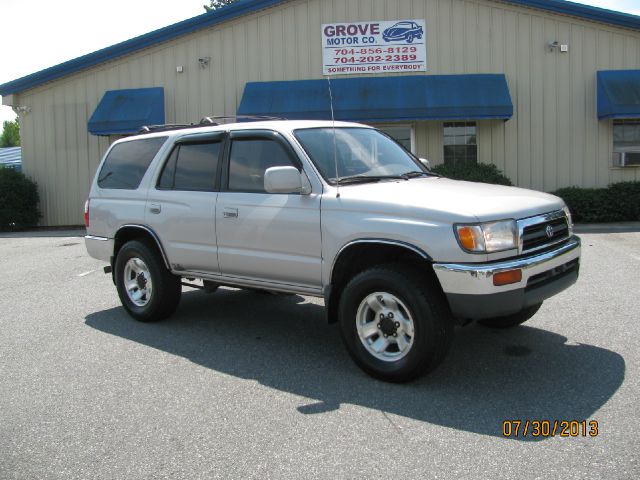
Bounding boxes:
[223,207,238,218]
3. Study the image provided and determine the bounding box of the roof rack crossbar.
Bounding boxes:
[199,115,287,123]
[137,115,288,135]
[138,124,196,134]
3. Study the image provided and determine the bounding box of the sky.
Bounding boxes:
[1,0,639,125]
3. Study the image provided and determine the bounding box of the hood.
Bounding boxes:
[332,177,565,222]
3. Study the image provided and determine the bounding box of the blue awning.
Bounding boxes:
[88,87,165,135]
[597,70,640,120]
[238,74,513,122]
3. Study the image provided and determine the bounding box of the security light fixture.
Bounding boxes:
[12,105,31,115]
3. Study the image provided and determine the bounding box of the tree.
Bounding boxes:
[204,0,238,12]
[0,118,20,147]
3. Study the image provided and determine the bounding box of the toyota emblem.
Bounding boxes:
[545,225,554,238]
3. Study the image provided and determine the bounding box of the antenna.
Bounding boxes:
[327,76,340,198]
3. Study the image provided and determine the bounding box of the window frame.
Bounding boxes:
[612,119,640,168]
[442,121,478,167]
[222,129,303,194]
[155,132,226,192]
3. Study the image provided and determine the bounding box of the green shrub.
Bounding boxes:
[431,162,512,186]
[553,182,640,223]
[0,167,40,230]
[608,182,640,220]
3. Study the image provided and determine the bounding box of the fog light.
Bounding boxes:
[493,269,522,286]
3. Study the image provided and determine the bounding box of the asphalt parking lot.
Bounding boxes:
[1,230,638,479]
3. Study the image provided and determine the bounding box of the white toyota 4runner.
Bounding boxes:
[85,120,581,382]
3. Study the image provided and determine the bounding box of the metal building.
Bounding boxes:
[0,147,22,172]
[1,0,640,226]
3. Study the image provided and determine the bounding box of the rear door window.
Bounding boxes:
[157,140,222,191]
[97,137,167,189]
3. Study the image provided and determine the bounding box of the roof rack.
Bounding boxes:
[198,115,287,125]
[137,124,195,134]
[137,115,287,134]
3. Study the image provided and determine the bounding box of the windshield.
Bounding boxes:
[294,127,427,184]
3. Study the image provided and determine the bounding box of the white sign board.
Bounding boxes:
[322,19,427,76]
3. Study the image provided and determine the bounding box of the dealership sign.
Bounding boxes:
[322,20,427,76]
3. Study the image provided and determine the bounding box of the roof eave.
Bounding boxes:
[1,0,639,97]
[0,0,289,96]
[501,0,640,30]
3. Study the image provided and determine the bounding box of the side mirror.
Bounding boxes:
[264,166,304,194]
[419,158,431,170]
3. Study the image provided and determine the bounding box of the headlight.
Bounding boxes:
[563,206,573,235]
[455,220,518,253]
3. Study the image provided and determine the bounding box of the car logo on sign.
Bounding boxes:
[382,21,424,43]
[545,225,554,238]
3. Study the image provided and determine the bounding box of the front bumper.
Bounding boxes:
[433,236,581,319]
[85,235,114,262]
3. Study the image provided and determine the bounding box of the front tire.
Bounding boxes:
[338,265,453,383]
[115,240,181,322]
[478,303,542,328]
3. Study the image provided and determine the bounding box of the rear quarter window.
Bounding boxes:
[97,137,167,189]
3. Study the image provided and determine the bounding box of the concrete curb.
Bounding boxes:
[0,228,86,238]
[574,223,640,234]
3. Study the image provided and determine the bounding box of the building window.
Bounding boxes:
[376,125,414,153]
[613,120,640,167]
[443,122,477,166]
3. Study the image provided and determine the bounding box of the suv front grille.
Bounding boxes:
[519,211,570,254]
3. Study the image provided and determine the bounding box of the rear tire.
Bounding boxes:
[478,302,542,328]
[338,264,453,383]
[115,240,181,322]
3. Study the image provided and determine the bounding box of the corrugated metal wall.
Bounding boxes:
[13,0,640,225]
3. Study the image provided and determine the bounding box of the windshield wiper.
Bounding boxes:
[401,171,430,179]
[402,170,441,179]
[335,175,408,185]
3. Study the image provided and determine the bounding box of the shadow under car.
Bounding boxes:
[85,288,624,441]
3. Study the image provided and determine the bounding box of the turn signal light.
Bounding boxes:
[493,269,522,286]
[457,226,482,251]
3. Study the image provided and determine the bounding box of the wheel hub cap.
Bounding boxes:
[136,272,147,289]
[378,314,398,337]
[356,292,415,362]
[124,257,153,307]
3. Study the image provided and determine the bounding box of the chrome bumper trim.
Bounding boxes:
[85,235,109,241]
[433,236,581,295]
[85,235,114,262]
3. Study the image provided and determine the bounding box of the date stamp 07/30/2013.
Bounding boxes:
[502,420,599,438]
